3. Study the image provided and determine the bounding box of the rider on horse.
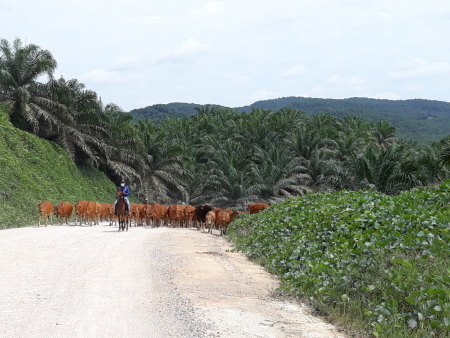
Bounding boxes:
[114,180,131,215]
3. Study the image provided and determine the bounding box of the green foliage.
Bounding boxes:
[0,107,117,229]
[2,38,449,208]
[136,97,450,144]
[129,103,222,121]
[242,97,450,144]
[227,181,450,336]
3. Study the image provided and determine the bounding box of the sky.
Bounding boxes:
[2,0,450,111]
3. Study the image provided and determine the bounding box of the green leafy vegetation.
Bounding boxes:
[132,97,450,144]
[130,103,205,121]
[0,106,117,229]
[227,181,450,337]
[238,97,450,144]
[1,38,449,207]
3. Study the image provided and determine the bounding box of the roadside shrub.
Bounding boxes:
[228,181,450,337]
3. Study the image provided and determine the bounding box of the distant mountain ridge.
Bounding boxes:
[130,103,202,121]
[129,97,450,143]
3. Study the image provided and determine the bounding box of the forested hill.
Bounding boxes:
[238,97,450,143]
[129,97,450,143]
[130,103,224,121]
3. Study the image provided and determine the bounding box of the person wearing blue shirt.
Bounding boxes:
[114,180,131,215]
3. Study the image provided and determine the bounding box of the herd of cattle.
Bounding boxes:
[36,200,271,235]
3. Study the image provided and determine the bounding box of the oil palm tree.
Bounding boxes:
[46,77,109,166]
[348,144,419,194]
[0,38,65,134]
[246,143,312,203]
[135,121,188,203]
[439,136,450,167]
[100,103,146,184]
[371,121,398,149]
[202,138,252,207]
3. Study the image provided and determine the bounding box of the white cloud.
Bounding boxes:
[175,85,189,93]
[157,38,210,64]
[325,75,364,87]
[388,58,450,80]
[405,84,425,91]
[225,74,251,84]
[177,38,208,56]
[79,70,125,83]
[282,65,306,77]
[373,92,402,100]
[310,74,366,99]
[325,75,341,85]
[249,89,279,102]
[113,55,142,69]
[129,16,169,24]
[116,0,137,4]
[5,0,450,111]
[188,2,226,18]
[136,98,156,108]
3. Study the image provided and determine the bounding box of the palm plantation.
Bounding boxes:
[3,37,450,338]
[1,38,449,206]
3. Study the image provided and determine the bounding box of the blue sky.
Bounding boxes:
[2,0,450,111]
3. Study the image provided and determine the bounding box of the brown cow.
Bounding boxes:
[130,203,141,227]
[85,201,100,226]
[195,204,214,230]
[160,204,169,226]
[74,200,89,226]
[215,209,231,236]
[140,204,152,226]
[168,205,184,227]
[37,201,53,227]
[249,203,270,214]
[95,202,102,224]
[228,209,240,222]
[53,202,73,225]
[147,202,164,227]
[205,210,216,233]
[108,204,117,226]
[100,203,111,222]
[137,204,146,226]
[183,205,196,228]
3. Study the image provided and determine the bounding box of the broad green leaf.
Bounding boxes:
[341,294,349,302]
[408,319,417,329]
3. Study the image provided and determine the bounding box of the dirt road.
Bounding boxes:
[0,223,345,337]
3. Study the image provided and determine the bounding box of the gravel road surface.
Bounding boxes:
[0,223,346,338]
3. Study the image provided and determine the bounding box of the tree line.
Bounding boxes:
[1,38,450,206]
[237,96,450,143]
[132,97,450,144]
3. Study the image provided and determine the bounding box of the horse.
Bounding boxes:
[116,189,129,232]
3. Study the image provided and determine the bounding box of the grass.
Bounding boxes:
[0,106,123,229]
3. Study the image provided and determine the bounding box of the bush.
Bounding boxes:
[227,182,450,337]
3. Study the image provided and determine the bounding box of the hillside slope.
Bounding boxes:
[0,106,117,229]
